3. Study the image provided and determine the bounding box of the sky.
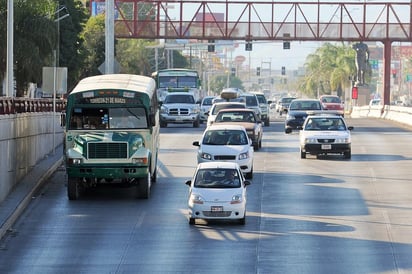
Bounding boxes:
[161,0,412,71]
[231,41,322,71]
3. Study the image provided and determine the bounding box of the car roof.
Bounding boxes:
[213,101,245,106]
[216,108,254,113]
[206,124,247,131]
[320,95,339,98]
[307,114,345,119]
[197,161,239,170]
[292,98,320,102]
[165,92,194,96]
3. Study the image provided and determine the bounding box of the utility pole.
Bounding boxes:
[6,0,13,97]
[105,0,115,74]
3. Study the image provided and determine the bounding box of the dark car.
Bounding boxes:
[284,99,323,133]
[213,108,263,150]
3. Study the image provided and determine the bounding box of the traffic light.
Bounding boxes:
[281,66,286,75]
[352,86,358,99]
[256,67,261,76]
[208,40,215,52]
[283,41,290,49]
[231,67,236,76]
[245,42,252,51]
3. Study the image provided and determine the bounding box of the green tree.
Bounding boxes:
[208,75,244,94]
[78,14,105,77]
[57,0,89,91]
[0,0,56,96]
[300,43,355,98]
[0,0,88,96]
[116,39,153,75]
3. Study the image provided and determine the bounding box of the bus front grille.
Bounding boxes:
[88,142,128,159]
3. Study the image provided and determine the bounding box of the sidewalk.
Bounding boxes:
[0,144,64,239]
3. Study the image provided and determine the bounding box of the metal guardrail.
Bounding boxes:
[0,98,66,115]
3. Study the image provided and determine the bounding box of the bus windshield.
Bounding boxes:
[158,76,197,89]
[69,107,148,130]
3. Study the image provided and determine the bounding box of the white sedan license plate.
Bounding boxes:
[211,206,223,212]
[321,144,332,150]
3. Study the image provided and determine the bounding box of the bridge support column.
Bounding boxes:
[383,40,392,106]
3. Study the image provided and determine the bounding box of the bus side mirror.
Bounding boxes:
[60,112,66,127]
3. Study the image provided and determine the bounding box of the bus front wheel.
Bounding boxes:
[67,177,81,200]
[137,173,151,199]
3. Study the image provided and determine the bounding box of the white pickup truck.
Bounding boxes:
[159,92,201,128]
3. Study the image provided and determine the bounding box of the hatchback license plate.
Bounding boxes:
[211,206,223,212]
[321,144,332,150]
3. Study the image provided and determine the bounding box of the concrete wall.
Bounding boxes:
[350,105,412,128]
[0,113,63,202]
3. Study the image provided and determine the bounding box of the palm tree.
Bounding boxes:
[300,43,356,98]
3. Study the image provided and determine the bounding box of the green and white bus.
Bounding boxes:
[63,74,159,200]
[151,68,203,102]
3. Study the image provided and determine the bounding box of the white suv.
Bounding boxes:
[252,92,270,126]
[239,93,261,119]
[192,124,254,179]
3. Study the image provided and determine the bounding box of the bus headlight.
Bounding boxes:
[67,158,82,165]
[132,157,148,164]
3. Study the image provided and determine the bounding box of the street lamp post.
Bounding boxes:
[52,6,69,154]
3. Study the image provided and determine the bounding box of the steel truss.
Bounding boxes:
[90,1,412,105]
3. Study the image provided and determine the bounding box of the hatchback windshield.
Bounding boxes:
[194,168,241,188]
[202,129,248,145]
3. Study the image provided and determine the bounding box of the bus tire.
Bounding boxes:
[151,164,157,183]
[137,172,151,199]
[67,177,80,200]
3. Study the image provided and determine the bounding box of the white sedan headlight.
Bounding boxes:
[230,194,243,204]
[190,194,204,204]
[335,137,350,143]
[238,152,249,160]
[304,138,317,144]
[199,152,212,160]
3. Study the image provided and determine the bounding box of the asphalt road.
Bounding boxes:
[0,115,411,274]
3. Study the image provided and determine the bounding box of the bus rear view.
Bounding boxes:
[63,74,160,200]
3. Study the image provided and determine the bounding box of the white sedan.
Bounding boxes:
[193,124,254,179]
[185,162,251,225]
[299,115,354,159]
